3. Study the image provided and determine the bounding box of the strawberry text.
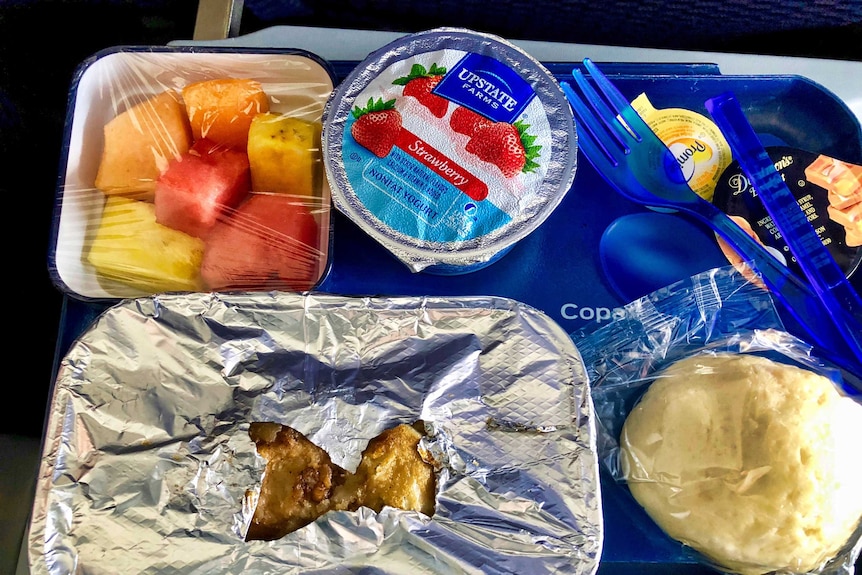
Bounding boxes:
[395,127,488,201]
[407,141,469,186]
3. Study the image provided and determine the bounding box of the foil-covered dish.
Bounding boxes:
[28,292,602,574]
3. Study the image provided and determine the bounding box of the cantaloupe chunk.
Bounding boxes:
[182,78,270,149]
[94,90,192,200]
[87,196,204,293]
[247,113,321,197]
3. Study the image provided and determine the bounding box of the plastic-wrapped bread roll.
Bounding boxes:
[620,353,862,575]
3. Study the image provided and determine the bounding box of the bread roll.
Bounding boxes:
[620,353,862,575]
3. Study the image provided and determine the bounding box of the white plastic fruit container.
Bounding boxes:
[49,46,337,301]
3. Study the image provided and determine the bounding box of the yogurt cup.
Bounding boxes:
[322,28,576,274]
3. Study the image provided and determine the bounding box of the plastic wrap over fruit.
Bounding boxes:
[323,28,577,274]
[50,47,336,300]
[28,293,602,574]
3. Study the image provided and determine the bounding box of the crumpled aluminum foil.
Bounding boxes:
[28,292,602,574]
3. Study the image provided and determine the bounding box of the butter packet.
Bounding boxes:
[632,93,733,202]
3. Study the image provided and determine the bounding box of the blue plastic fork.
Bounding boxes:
[561,58,862,380]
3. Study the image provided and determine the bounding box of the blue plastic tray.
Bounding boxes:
[52,62,862,573]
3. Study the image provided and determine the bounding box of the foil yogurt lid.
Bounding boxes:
[322,27,577,274]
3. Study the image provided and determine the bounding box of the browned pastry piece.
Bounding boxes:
[246,422,348,541]
[246,421,436,541]
[332,421,437,517]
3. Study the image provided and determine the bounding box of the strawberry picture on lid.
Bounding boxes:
[350,97,402,158]
[393,63,449,118]
[449,106,492,138]
[465,120,541,178]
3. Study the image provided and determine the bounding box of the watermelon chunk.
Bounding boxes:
[154,139,251,238]
[200,193,321,291]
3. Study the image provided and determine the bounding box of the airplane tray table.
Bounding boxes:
[46,28,862,574]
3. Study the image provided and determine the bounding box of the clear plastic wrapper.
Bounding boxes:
[28,292,602,574]
[49,47,335,300]
[572,265,862,575]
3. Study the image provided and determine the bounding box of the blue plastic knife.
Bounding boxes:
[706,92,862,374]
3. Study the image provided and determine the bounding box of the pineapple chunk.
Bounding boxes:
[247,113,321,197]
[87,196,204,293]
